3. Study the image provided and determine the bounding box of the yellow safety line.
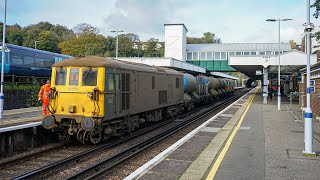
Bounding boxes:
[206,90,257,180]
[0,116,42,125]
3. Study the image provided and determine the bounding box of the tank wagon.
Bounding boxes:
[42,56,235,143]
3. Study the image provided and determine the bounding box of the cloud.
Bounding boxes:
[103,0,192,40]
[0,0,317,45]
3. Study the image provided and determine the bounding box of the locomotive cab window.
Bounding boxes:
[108,73,115,91]
[82,68,97,86]
[69,68,79,86]
[55,68,67,85]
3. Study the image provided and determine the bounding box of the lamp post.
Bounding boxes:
[34,41,40,49]
[110,30,124,59]
[303,0,315,155]
[0,0,7,119]
[266,18,293,110]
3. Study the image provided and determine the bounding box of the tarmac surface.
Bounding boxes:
[126,88,320,180]
[214,94,320,180]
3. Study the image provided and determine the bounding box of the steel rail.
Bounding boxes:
[13,88,248,180]
[68,89,249,180]
[13,118,173,180]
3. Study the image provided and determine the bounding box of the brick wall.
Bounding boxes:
[299,75,320,116]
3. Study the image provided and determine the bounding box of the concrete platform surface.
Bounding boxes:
[126,88,320,180]
[0,107,42,130]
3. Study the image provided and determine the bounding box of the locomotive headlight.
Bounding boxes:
[42,115,56,129]
[81,117,95,131]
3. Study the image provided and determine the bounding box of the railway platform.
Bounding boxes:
[0,107,51,157]
[0,107,42,132]
[125,88,320,180]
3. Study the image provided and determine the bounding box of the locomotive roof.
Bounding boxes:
[53,56,182,75]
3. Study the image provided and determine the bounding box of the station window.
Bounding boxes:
[200,52,206,60]
[235,52,242,56]
[243,52,250,56]
[69,68,79,86]
[187,52,192,60]
[229,52,235,56]
[192,52,199,60]
[55,68,67,85]
[83,68,98,86]
[206,52,213,60]
[259,51,266,56]
[266,51,273,55]
[214,52,221,60]
[250,52,257,55]
[221,52,227,60]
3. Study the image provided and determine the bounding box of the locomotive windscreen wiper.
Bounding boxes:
[83,67,92,84]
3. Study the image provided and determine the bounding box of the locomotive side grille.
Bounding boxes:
[159,90,167,104]
[122,93,130,110]
[121,73,130,110]
[121,73,130,91]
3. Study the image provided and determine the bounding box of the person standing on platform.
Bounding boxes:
[273,84,277,96]
[38,80,51,116]
[268,85,273,100]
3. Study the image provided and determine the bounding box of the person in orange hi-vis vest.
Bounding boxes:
[38,80,51,116]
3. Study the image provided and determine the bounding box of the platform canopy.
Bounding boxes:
[229,50,317,79]
[117,57,206,75]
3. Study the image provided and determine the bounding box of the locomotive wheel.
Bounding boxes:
[90,131,102,144]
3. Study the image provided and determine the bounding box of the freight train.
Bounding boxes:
[42,56,236,144]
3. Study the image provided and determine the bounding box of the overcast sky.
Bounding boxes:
[1,0,317,44]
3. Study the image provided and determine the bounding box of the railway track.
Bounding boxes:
[67,89,250,180]
[1,88,249,179]
[2,118,173,180]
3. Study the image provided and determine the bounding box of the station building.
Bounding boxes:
[300,62,320,116]
[120,23,318,94]
[186,43,291,72]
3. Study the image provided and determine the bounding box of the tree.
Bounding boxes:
[59,34,107,56]
[311,0,320,18]
[289,40,297,49]
[73,23,99,36]
[144,38,161,57]
[23,28,41,48]
[50,24,75,41]
[115,33,141,57]
[6,24,24,45]
[202,32,214,43]
[21,21,75,50]
[187,37,204,44]
[38,31,60,53]
[187,32,221,44]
